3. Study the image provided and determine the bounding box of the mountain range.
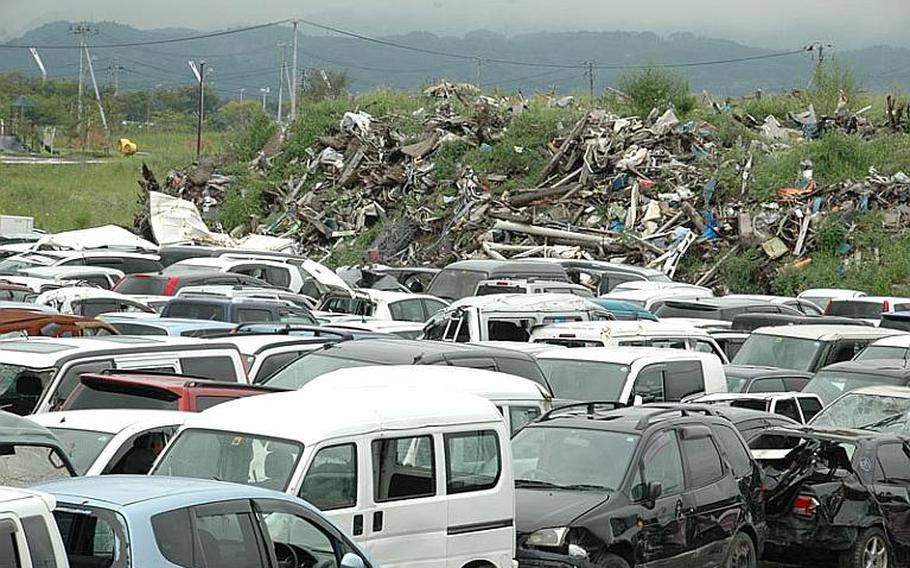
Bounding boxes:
[2,21,908,99]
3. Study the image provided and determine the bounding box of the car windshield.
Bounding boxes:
[0,444,71,487]
[811,392,910,432]
[732,333,823,371]
[725,376,749,393]
[854,345,908,361]
[153,429,302,491]
[262,353,373,388]
[428,268,488,300]
[804,371,910,405]
[50,428,114,474]
[0,256,51,275]
[0,364,56,415]
[537,359,629,401]
[800,296,831,311]
[829,301,885,319]
[512,426,638,491]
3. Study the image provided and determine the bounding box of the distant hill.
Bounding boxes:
[2,21,907,98]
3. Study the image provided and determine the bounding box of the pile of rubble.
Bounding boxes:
[134,85,910,290]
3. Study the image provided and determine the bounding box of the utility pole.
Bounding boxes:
[70,23,95,144]
[239,88,246,101]
[189,60,206,160]
[108,60,124,96]
[260,87,270,112]
[805,42,833,89]
[83,42,109,136]
[586,61,595,101]
[290,20,299,121]
[474,58,483,88]
[277,43,288,122]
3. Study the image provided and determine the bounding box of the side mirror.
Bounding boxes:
[341,553,366,568]
[648,481,663,502]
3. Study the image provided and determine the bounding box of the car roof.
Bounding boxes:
[304,338,531,364]
[441,259,567,272]
[445,293,600,312]
[100,316,238,333]
[818,359,910,377]
[303,365,548,401]
[751,324,905,340]
[36,476,309,514]
[532,319,711,337]
[214,334,330,353]
[723,365,814,380]
[644,402,799,425]
[867,334,910,348]
[663,297,781,308]
[31,409,189,434]
[0,335,227,367]
[24,266,124,277]
[530,403,729,434]
[469,341,566,355]
[601,289,706,302]
[0,487,56,510]
[695,392,810,403]
[0,411,67,448]
[182,388,502,444]
[798,288,865,297]
[535,346,716,365]
[37,287,145,302]
[357,289,443,302]
[831,385,910,398]
[534,258,668,277]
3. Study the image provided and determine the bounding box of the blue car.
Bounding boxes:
[36,475,373,568]
[589,298,660,321]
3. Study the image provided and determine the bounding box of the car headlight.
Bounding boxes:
[526,527,568,548]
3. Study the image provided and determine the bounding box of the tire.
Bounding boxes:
[591,552,630,568]
[725,531,757,568]
[839,527,890,568]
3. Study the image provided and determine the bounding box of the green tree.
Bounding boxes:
[616,66,696,118]
[302,70,350,101]
[212,100,265,131]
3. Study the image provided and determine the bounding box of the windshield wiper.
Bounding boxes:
[858,412,908,431]
[515,479,561,489]
[556,483,612,492]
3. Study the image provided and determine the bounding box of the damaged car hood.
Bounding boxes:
[516,488,610,534]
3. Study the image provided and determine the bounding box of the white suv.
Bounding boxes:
[0,249,162,275]
[0,488,69,567]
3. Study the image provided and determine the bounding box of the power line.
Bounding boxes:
[0,20,290,50]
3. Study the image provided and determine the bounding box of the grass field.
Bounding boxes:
[0,130,223,232]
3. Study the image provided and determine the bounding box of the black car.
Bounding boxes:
[654,297,806,321]
[160,297,317,326]
[512,403,767,568]
[724,365,814,393]
[756,426,910,568]
[731,313,871,332]
[803,359,910,405]
[647,403,800,445]
[259,337,551,392]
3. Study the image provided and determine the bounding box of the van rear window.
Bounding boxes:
[65,383,179,412]
[428,269,488,300]
[114,275,166,295]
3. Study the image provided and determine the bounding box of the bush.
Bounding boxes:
[228,110,277,162]
[617,67,696,118]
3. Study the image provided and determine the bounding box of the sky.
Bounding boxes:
[2,0,908,50]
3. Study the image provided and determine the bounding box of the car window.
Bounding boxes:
[693,339,717,354]
[827,341,864,365]
[422,299,447,319]
[237,308,275,323]
[300,444,357,511]
[373,436,435,502]
[195,395,239,411]
[664,361,705,401]
[509,406,542,434]
[680,431,724,489]
[260,511,339,568]
[774,399,802,422]
[711,425,753,478]
[194,509,266,568]
[53,506,129,568]
[633,365,665,403]
[783,376,810,391]
[0,522,21,568]
[636,430,684,497]
[52,359,115,410]
[21,516,58,568]
[122,258,161,274]
[798,300,824,316]
[748,377,786,393]
[445,430,500,494]
[110,322,167,336]
[180,355,238,382]
[487,319,532,342]
[152,508,194,568]
[106,428,176,475]
[388,299,426,322]
[798,397,823,422]
[875,443,910,484]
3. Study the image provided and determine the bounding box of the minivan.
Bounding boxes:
[0,336,248,414]
[152,387,515,568]
[423,293,610,343]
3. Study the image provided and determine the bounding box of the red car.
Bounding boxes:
[61,371,285,412]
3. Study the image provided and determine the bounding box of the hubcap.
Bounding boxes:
[731,539,754,568]
[864,536,888,568]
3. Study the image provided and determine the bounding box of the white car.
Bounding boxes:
[827,296,910,323]
[0,248,161,275]
[319,288,449,322]
[797,288,866,311]
[21,266,125,290]
[32,409,188,475]
[689,392,824,424]
[328,317,426,339]
[600,288,708,312]
[609,281,714,295]
[855,334,910,361]
[530,319,729,362]
[474,278,593,297]
[725,294,825,317]
[0,488,69,566]
[536,347,726,405]
[35,286,155,317]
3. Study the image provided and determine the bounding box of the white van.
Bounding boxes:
[0,488,69,567]
[530,320,730,363]
[537,347,727,404]
[152,388,515,568]
[303,365,551,433]
[423,293,611,343]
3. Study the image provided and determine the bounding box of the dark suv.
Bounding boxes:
[512,403,766,568]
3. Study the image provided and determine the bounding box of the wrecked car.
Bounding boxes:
[755,426,910,567]
[513,403,766,568]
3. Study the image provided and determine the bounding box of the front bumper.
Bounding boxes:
[516,547,591,568]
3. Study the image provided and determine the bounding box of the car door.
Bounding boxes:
[871,442,910,562]
[631,428,693,567]
[363,432,447,568]
[678,425,739,567]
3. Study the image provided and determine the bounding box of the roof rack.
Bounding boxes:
[539,401,628,421]
[632,407,706,429]
[232,323,354,341]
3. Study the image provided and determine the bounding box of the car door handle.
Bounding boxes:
[353,514,364,536]
[675,500,684,519]
[372,511,384,532]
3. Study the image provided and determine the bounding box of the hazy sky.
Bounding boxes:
[2,0,908,49]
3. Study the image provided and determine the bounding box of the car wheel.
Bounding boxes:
[840,527,890,568]
[591,552,629,568]
[725,531,756,568]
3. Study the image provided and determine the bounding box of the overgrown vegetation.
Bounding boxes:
[615,66,696,117]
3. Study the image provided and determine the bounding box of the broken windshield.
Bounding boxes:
[811,392,910,433]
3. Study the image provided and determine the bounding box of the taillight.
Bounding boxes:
[162,277,180,296]
[883,300,891,312]
[824,300,832,315]
[792,494,819,517]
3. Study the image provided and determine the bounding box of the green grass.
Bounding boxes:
[0,129,223,232]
